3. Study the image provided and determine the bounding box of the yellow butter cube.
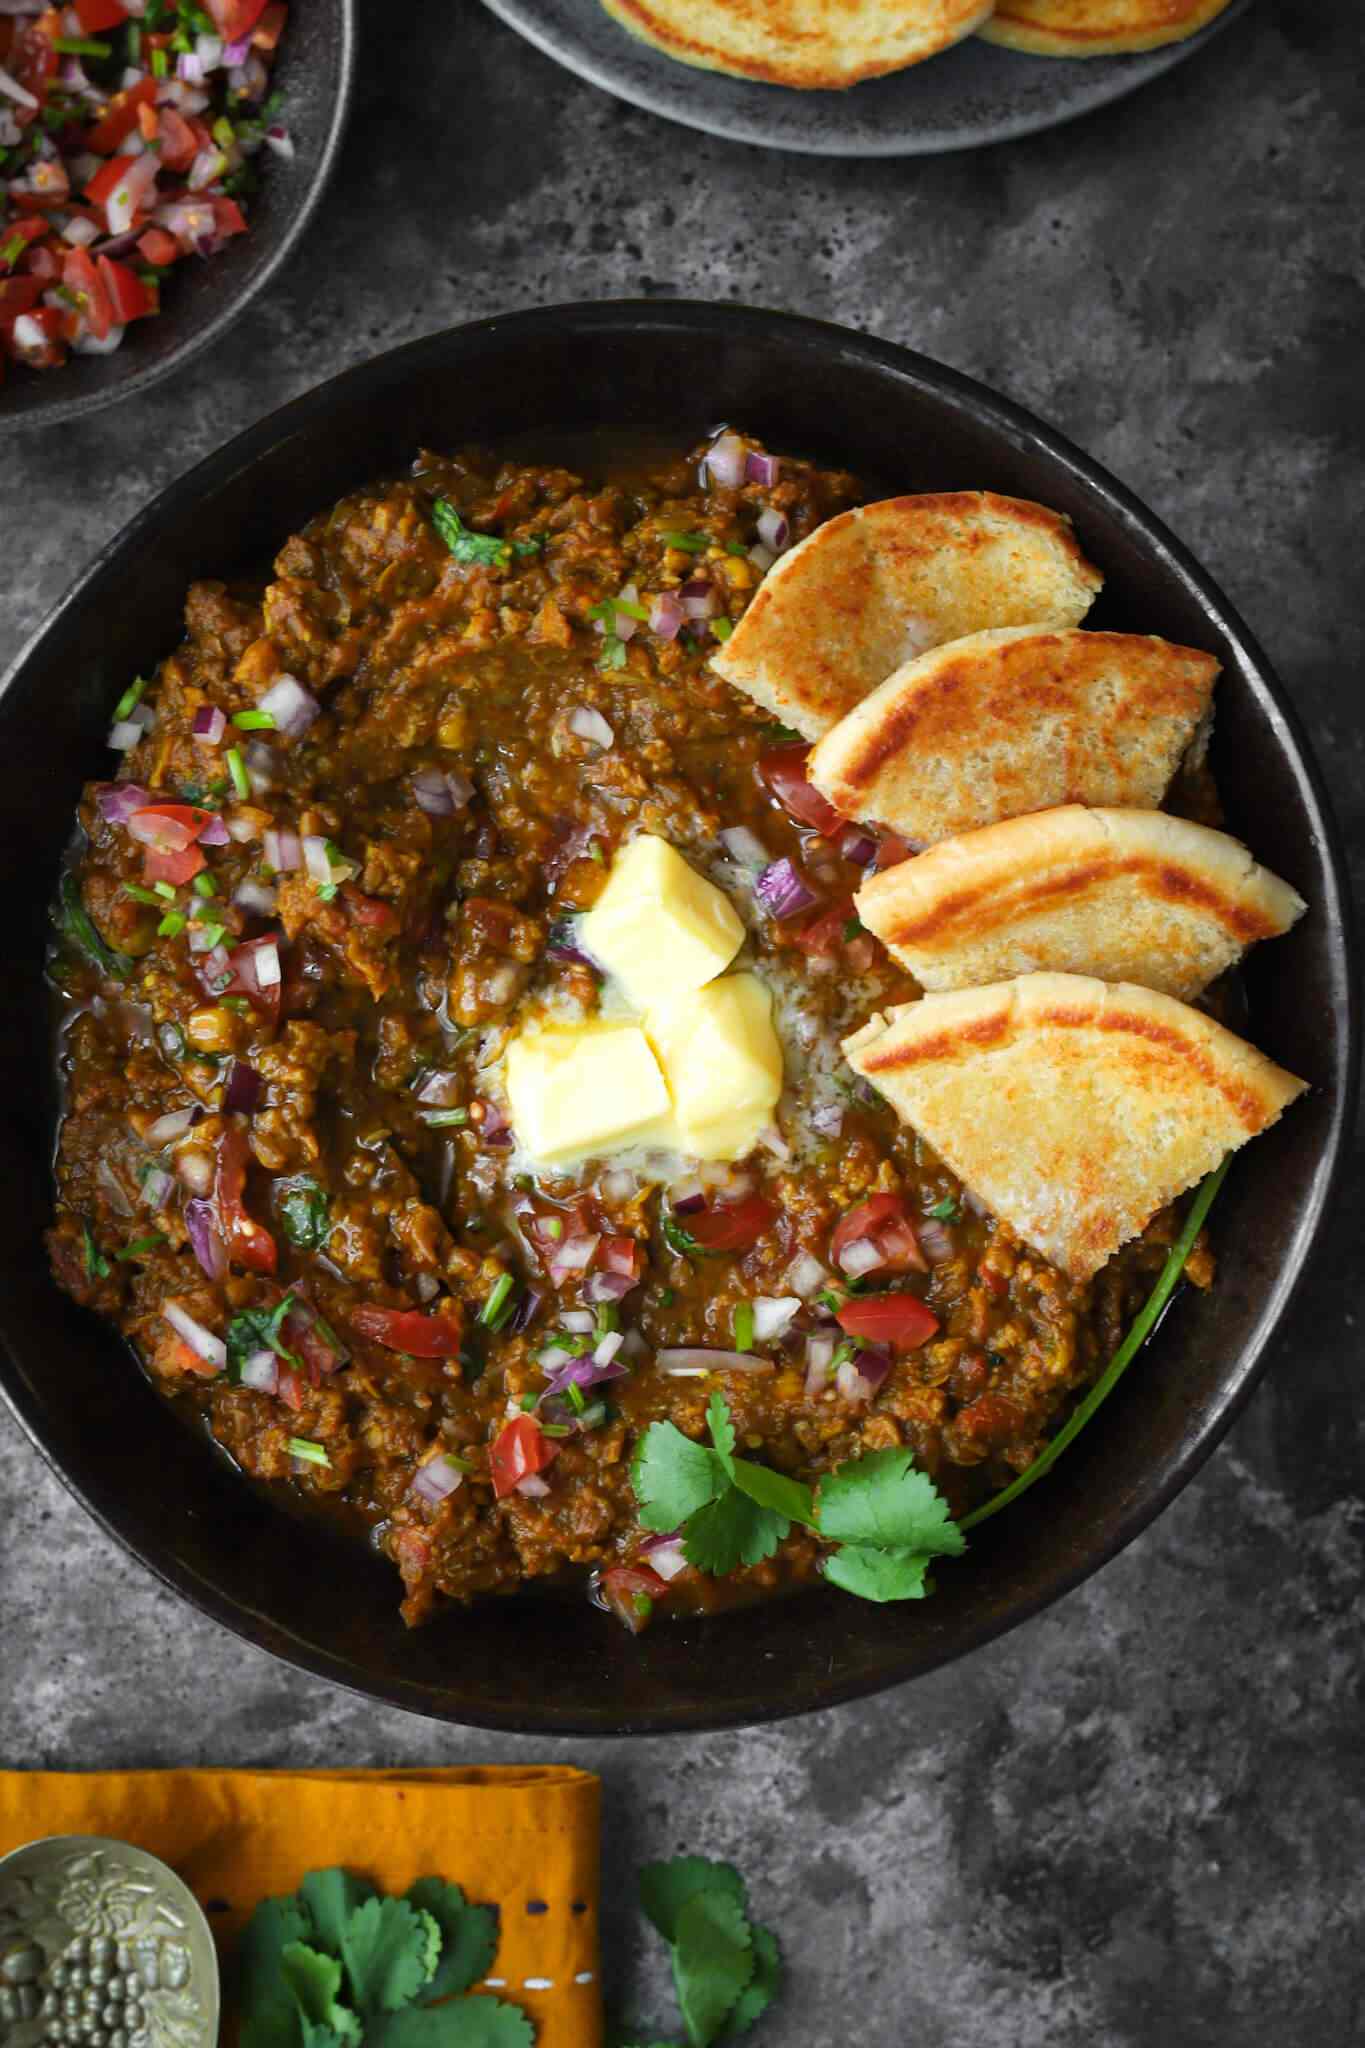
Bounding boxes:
[579,834,744,1008]
[646,974,783,1162]
[505,1022,675,1166]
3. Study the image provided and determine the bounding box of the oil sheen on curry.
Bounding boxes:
[47,433,1200,1634]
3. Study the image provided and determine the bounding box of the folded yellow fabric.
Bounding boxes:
[0,1767,601,2048]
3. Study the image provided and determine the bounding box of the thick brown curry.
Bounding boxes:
[46,435,1210,1632]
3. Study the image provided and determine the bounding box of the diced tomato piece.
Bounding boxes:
[62,246,113,341]
[831,1193,926,1276]
[874,831,916,870]
[210,195,248,238]
[277,1368,304,1412]
[86,74,157,155]
[206,0,268,39]
[97,256,153,324]
[350,1304,464,1358]
[6,302,63,367]
[343,887,400,933]
[170,1335,219,1379]
[836,1291,940,1352]
[22,244,60,285]
[144,843,206,886]
[75,0,130,29]
[488,1414,558,1500]
[251,1,287,46]
[0,276,43,334]
[686,1192,778,1254]
[758,741,846,836]
[137,227,181,268]
[955,1393,1027,1448]
[1,218,47,270]
[8,24,56,125]
[214,1121,278,1276]
[599,1563,668,1634]
[598,1235,643,1281]
[83,158,130,209]
[126,802,212,852]
[286,1308,344,1385]
[154,107,198,175]
[791,898,855,959]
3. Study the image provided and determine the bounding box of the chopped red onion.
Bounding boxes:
[541,1350,629,1401]
[703,432,746,490]
[670,1183,706,1216]
[264,123,294,160]
[567,705,615,749]
[599,1166,637,1203]
[250,940,280,987]
[810,1102,844,1138]
[719,824,768,868]
[176,1150,214,1195]
[838,1236,884,1279]
[147,1106,196,1145]
[263,828,301,872]
[649,591,684,642]
[221,34,250,61]
[592,1331,624,1369]
[242,739,275,795]
[163,1300,226,1370]
[412,1453,464,1505]
[508,1287,543,1334]
[752,1296,801,1343]
[583,1268,634,1305]
[755,857,819,921]
[804,1332,835,1398]
[412,766,474,816]
[96,782,151,824]
[0,64,40,110]
[239,1349,279,1394]
[745,451,781,488]
[560,1309,596,1335]
[416,1069,461,1107]
[840,827,879,868]
[108,719,144,751]
[756,1125,792,1161]
[197,811,230,846]
[680,579,718,621]
[139,1166,174,1211]
[757,507,790,553]
[748,543,777,573]
[546,917,597,968]
[70,323,127,358]
[302,835,333,885]
[657,1350,775,1376]
[177,50,204,81]
[787,1251,829,1298]
[233,878,278,917]
[639,1533,688,1581]
[918,1217,956,1265]
[192,704,227,746]
[222,1060,262,1114]
[515,1472,551,1499]
[184,1197,226,1281]
[549,1233,600,1285]
[259,673,319,739]
[412,1271,440,1304]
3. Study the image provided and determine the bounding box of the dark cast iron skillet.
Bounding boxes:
[0,302,1354,1732]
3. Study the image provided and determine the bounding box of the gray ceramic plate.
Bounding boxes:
[478,0,1252,155]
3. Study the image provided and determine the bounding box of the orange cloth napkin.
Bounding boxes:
[0,1767,601,2048]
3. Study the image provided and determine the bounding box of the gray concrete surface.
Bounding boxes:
[3,0,1362,2041]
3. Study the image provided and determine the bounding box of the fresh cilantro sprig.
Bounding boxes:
[619,1856,782,2048]
[432,500,544,571]
[279,1177,331,1251]
[631,1394,961,1598]
[238,1867,527,2048]
[226,1293,303,1381]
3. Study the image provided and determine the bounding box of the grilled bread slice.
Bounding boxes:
[810,627,1218,844]
[857,806,1306,1000]
[599,0,995,88]
[710,492,1102,741]
[980,0,1235,56]
[843,974,1304,1280]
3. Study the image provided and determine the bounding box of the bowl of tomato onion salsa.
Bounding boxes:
[0,304,1352,1731]
[0,0,353,425]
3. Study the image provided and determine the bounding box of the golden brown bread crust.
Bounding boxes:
[856,806,1306,999]
[711,492,1102,741]
[809,627,1219,843]
[843,974,1306,1279]
[980,0,1236,55]
[599,0,995,87]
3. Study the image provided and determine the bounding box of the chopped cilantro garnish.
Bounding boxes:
[115,1233,165,1261]
[226,1293,302,1381]
[152,881,177,901]
[232,708,276,731]
[732,1301,754,1352]
[81,1223,110,1281]
[928,1195,960,1222]
[150,45,168,75]
[710,617,733,642]
[278,1178,330,1251]
[288,1437,331,1468]
[478,1272,515,1330]
[662,530,709,553]
[726,540,749,557]
[225,746,249,799]
[635,1854,783,2046]
[432,498,513,569]
[542,1216,563,1241]
[193,872,217,898]
[511,534,544,557]
[566,1380,586,1415]
[122,884,163,907]
[761,722,800,742]
[157,911,187,938]
[662,1214,702,1260]
[843,916,862,941]
[195,921,227,950]
[52,34,111,54]
[112,674,149,722]
[597,633,629,672]
[421,1107,468,1128]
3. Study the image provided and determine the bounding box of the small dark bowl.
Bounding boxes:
[0,302,1354,1732]
[0,0,355,434]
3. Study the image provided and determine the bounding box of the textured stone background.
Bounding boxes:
[3,1,1362,2040]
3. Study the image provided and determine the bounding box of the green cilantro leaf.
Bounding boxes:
[281,1943,363,2046]
[404,1878,497,2000]
[639,1860,748,1945]
[928,1195,960,1222]
[81,1223,111,1282]
[724,1923,780,2037]
[598,634,629,672]
[280,1177,331,1251]
[662,1216,703,1259]
[816,1447,965,1558]
[432,499,511,569]
[671,1889,754,2048]
[683,1489,787,1575]
[511,535,544,558]
[368,2000,534,2048]
[705,1391,735,1476]
[340,1896,436,2018]
[822,1544,936,1602]
[227,1293,303,1380]
[299,1870,378,1953]
[239,1894,313,2048]
[730,1461,815,1528]
[632,1422,727,1533]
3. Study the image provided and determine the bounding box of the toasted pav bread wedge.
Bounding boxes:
[843,974,1305,1281]
[599,0,994,88]
[810,627,1218,844]
[980,0,1236,56]
[857,806,1306,1000]
[711,492,1102,741]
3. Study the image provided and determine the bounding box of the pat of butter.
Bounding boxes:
[645,974,783,1162]
[505,1022,675,1166]
[579,834,744,1008]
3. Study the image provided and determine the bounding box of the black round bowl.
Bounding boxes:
[0,0,355,433]
[0,302,1354,1732]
